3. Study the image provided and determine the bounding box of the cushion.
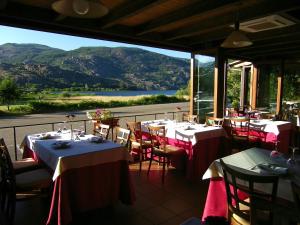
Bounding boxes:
[13,158,40,174]
[16,169,52,189]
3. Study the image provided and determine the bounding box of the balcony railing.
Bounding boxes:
[0,111,187,160]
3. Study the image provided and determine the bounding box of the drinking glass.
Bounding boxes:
[270,141,280,158]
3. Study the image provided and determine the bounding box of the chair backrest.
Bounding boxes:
[206,117,224,127]
[126,121,142,142]
[96,124,110,140]
[148,125,167,148]
[182,113,198,123]
[229,117,250,138]
[220,159,278,223]
[0,138,16,225]
[114,127,131,147]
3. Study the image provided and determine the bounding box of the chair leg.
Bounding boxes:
[139,150,143,173]
[162,156,166,184]
[147,152,153,176]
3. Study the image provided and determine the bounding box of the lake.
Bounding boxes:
[77,90,177,96]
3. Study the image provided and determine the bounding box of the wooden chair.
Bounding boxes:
[147,125,183,183]
[229,117,251,151]
[220,159,278,225]
[94,123,110,140]
[126,121,152,172]
[114,127,131,147]
[206,116,224,127]
[0,139,52,225]
[0,138,40,174]
[182,112,198,123]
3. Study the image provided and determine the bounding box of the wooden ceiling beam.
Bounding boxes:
[136,0,240,36]
[165,0,300,41]
[100,0,170,29]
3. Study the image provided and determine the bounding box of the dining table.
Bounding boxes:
[224,118,293,153]
[202,147,300,224]
[142,120,229,180]
[21,130,136,225]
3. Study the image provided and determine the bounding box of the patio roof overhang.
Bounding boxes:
[0,0,300,61]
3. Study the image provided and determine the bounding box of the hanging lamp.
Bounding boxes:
[52,0,109,18]
[221,16,253,48]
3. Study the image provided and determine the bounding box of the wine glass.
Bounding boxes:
[164,112,168,121]
[57,123,63,133]
[287,146,299,167]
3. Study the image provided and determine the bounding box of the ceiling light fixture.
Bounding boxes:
[52,0,109,18]
[221,15,253,48]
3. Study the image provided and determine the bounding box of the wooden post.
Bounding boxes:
[213,48,225,118]
[276,60,284,114]
[250,64,258,110]
[189,53,196,115]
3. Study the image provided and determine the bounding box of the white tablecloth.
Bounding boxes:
[249,119,292,135]
[23,131,132,180]
[142,120,227,145]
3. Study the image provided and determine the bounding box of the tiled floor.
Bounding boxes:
[14,162,209,225]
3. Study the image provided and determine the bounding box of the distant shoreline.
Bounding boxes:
[54,90,177,96]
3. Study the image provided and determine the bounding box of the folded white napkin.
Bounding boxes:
[52,141,71,149]
[89,136,104,143]
[257,163,288,175]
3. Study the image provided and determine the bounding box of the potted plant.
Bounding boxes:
[86,109,119,127]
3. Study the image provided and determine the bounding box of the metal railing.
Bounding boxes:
[0,111,187,160]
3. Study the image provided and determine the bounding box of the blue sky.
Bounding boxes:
[0,25,213,62]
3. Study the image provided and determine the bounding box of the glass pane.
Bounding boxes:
[226,66,241,111]
[283,62,300,125]
[257,65,278,113]
[194,55,214,122]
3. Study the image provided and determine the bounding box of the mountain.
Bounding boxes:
[0,43,191,90]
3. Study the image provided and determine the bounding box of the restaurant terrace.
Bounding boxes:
[0,1,300,225]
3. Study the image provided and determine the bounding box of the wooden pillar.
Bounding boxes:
[276,60,284,114]
[189,53,196,115]
[213,49,225,118]
[250,64,258,110]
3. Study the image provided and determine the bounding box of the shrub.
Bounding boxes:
[61,92,71,98]
[3,95,187,115]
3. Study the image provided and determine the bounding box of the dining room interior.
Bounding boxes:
[0,0,300,225]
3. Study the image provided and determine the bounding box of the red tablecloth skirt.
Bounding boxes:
[22,146,135,225]
[168,136,230,181]
[46,160,136,225]
[202,178,248,222]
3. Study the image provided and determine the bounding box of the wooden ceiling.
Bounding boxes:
[0,0,300,61]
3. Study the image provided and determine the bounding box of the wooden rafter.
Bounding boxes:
[100,0,170,29]
[165,0,300,41]
[136,0,240,36]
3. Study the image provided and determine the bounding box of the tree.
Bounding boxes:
[0,77,21,110]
